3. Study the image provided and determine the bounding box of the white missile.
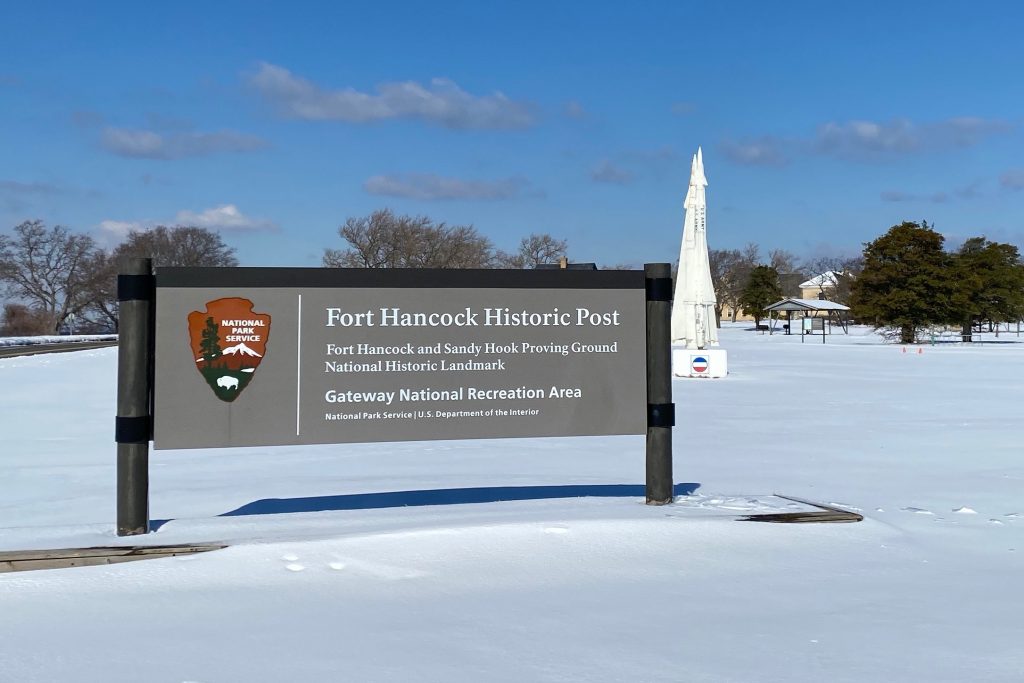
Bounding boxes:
[671,146,719,349]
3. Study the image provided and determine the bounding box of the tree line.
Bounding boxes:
[0,210,570,335]
[3,212,1021,344]
[722,221,1024,343]
[708,245,863,328]
[0,221,237,335]
[852,221,1024,343]
[322,209,568,269]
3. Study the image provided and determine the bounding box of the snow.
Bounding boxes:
[799,271,842,289]
[764,297,850,311]
[1,323,1022,682]
[0,333,117,347]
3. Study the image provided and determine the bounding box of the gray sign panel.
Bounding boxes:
[153,268,647,449]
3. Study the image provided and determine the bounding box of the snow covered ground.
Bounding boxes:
[0,333,117,347]
[1,323,1021,682]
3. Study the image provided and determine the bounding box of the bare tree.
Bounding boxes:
[708,249,738,326]
[741,242,760,266]
[801,255,864,304]
[0,220,96,332]
[324,209,496,269]
[1,303,53,336]
[768,248,799,274]
[708,245,760,325]
[79,251,119,331]
[112,225,239,267]
[80,225,239,331]
[497,233,569,268]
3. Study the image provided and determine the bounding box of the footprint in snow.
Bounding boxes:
[285,563,305,572]
[1005,513,1020,518]
[989,519,1005,526]
[901,507,934,515]
[281,553,299,562]
[952,507,977,514]
[328,561,346,571]
[544,526,570,535]
[875,508,885,513]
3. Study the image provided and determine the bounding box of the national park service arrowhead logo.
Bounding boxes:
[187,298,271,403]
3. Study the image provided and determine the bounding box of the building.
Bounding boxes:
[799,271,842,300]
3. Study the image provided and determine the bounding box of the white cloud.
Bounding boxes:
[939,116,1011,145]
[721,116,1013,168]
[0,180,64,195]
[719,138,787,166]
[72,110,105,128]
[814,117,1011,159]
[880,190,948,204]
[364,174,533,201]
[96,205,275,245]
[621,146,677,163]
[563,100,587,120]
[1000,169,1024,191]
[96,219,153,245]
[0,180,71,211]
[590,159,633,185]
[101,127,267,159]
[174,204,276,232]
[880,181,983,204]
[248,62,535,130]
[0,179,62,198]
[817,119,920,156]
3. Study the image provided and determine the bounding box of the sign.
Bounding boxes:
[153,268,648,449]
[690,356,708,374]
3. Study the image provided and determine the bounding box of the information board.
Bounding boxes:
[153,268,648,449]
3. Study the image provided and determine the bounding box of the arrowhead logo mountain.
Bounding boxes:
[187,298,272,403]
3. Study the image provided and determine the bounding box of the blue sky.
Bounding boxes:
[2,1,1023,267]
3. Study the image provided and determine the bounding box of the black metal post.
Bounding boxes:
[644,263,674,505]
[116,258,153,536]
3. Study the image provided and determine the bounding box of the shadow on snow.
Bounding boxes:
[150,483,700,531]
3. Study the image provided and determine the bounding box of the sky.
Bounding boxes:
[2,1,1023,268]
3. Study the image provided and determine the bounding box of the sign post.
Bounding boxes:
[116,258,153,536]
[644,263,674,505]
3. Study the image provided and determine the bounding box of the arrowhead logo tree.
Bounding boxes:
[186,298,272,402]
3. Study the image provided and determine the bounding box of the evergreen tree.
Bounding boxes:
[739,265,782,327]
[200,316,222,362]
[851,221,954,344]
[951,238,1024,340]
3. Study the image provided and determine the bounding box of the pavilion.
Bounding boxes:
[764,298,851,336]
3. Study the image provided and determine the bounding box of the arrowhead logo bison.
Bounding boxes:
[187,298,271,403]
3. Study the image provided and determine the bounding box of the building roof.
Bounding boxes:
[764,298,851,312]
[535,262,598,270]
[799,271,841,289]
